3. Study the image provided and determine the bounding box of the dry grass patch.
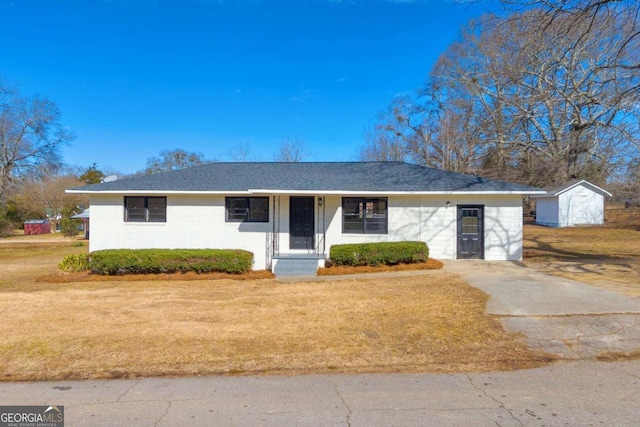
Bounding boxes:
[524,224,640,259]
[0,242,87,289]
[318,258,443,275]
[37,270,275,284]
[596,350,640,362]
[0,272,550,381]
[524,206,640,295]
[1,230,80,242]
[0,239,550,380]
[603,206,640,230]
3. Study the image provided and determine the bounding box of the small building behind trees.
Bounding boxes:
[71,208,90,239]
[532,180,611,227]
[24,219,51,235]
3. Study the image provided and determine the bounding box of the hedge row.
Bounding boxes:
[329,241,429,267]
[60,249,253,275]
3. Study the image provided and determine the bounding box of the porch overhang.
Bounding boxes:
[248,189,547,196]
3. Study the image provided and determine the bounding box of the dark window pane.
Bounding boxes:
[368,199,387,217]
[249,197,269,222]
[125,197,145,222]
[343,197,387,234]
[147,197,167,222]
[343,219,364,233]
[343,198,364,233]
[227,198,248,222]
[343,199,363,217]
[461,208,479,234]
[365,217,386,233]
[462,216,478,234]
[462,208,478,218]
[226,197,269,222]
[364,198,387,233]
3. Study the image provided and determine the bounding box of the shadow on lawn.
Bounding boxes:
[524,236,638,285]
[524,235,631,263]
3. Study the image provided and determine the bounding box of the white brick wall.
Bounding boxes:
[323,194,523,261]
[89,193,526,269]
[90,195,272,269]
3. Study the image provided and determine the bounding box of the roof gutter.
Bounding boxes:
[249,189,546,195]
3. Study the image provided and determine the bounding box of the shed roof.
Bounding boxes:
[67,162,544,195]
[71,208,90,219]
[530,179,612,199]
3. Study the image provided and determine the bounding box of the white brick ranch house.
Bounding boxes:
[67,162,544,274]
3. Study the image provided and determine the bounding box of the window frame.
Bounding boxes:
[342,197,388,234]
[124,196,167,223]
[225,197,270,223]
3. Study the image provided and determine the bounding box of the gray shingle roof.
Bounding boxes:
[68,162,543,194]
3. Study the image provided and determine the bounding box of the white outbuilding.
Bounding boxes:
[532,180,611,227]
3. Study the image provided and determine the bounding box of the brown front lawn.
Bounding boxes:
[524,206,640,295]
[0,241,549,381]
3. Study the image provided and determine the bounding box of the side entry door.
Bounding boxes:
[457,205,484,259]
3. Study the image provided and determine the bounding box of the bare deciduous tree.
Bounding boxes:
[371,7,639,187]
[358,118,410,162]
[143,149,212,174]
[273,137,309,162]
[14,175,87,231]
[0,79,73,203]
[502,0,640,73]
[227,142,259,162]
[358,91,481,174]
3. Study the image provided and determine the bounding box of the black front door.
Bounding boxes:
[457,205,484,259]
[290,197,314,250]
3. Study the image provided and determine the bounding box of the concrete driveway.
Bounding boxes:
[443,260,640,360]
[443,260,640,316]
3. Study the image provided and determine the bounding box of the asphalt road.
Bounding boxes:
[1,360,638,426]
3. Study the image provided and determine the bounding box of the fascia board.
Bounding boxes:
[65,189,252,195]
[67,189,547,196]
[247,189,547,195]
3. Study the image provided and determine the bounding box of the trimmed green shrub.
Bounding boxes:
[59,253,91,272]
[88,249,254,275]
[329,241,428,267]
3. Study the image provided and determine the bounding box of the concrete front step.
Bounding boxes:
[272,257,321,277]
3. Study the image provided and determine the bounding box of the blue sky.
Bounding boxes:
[1,0,495,174]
